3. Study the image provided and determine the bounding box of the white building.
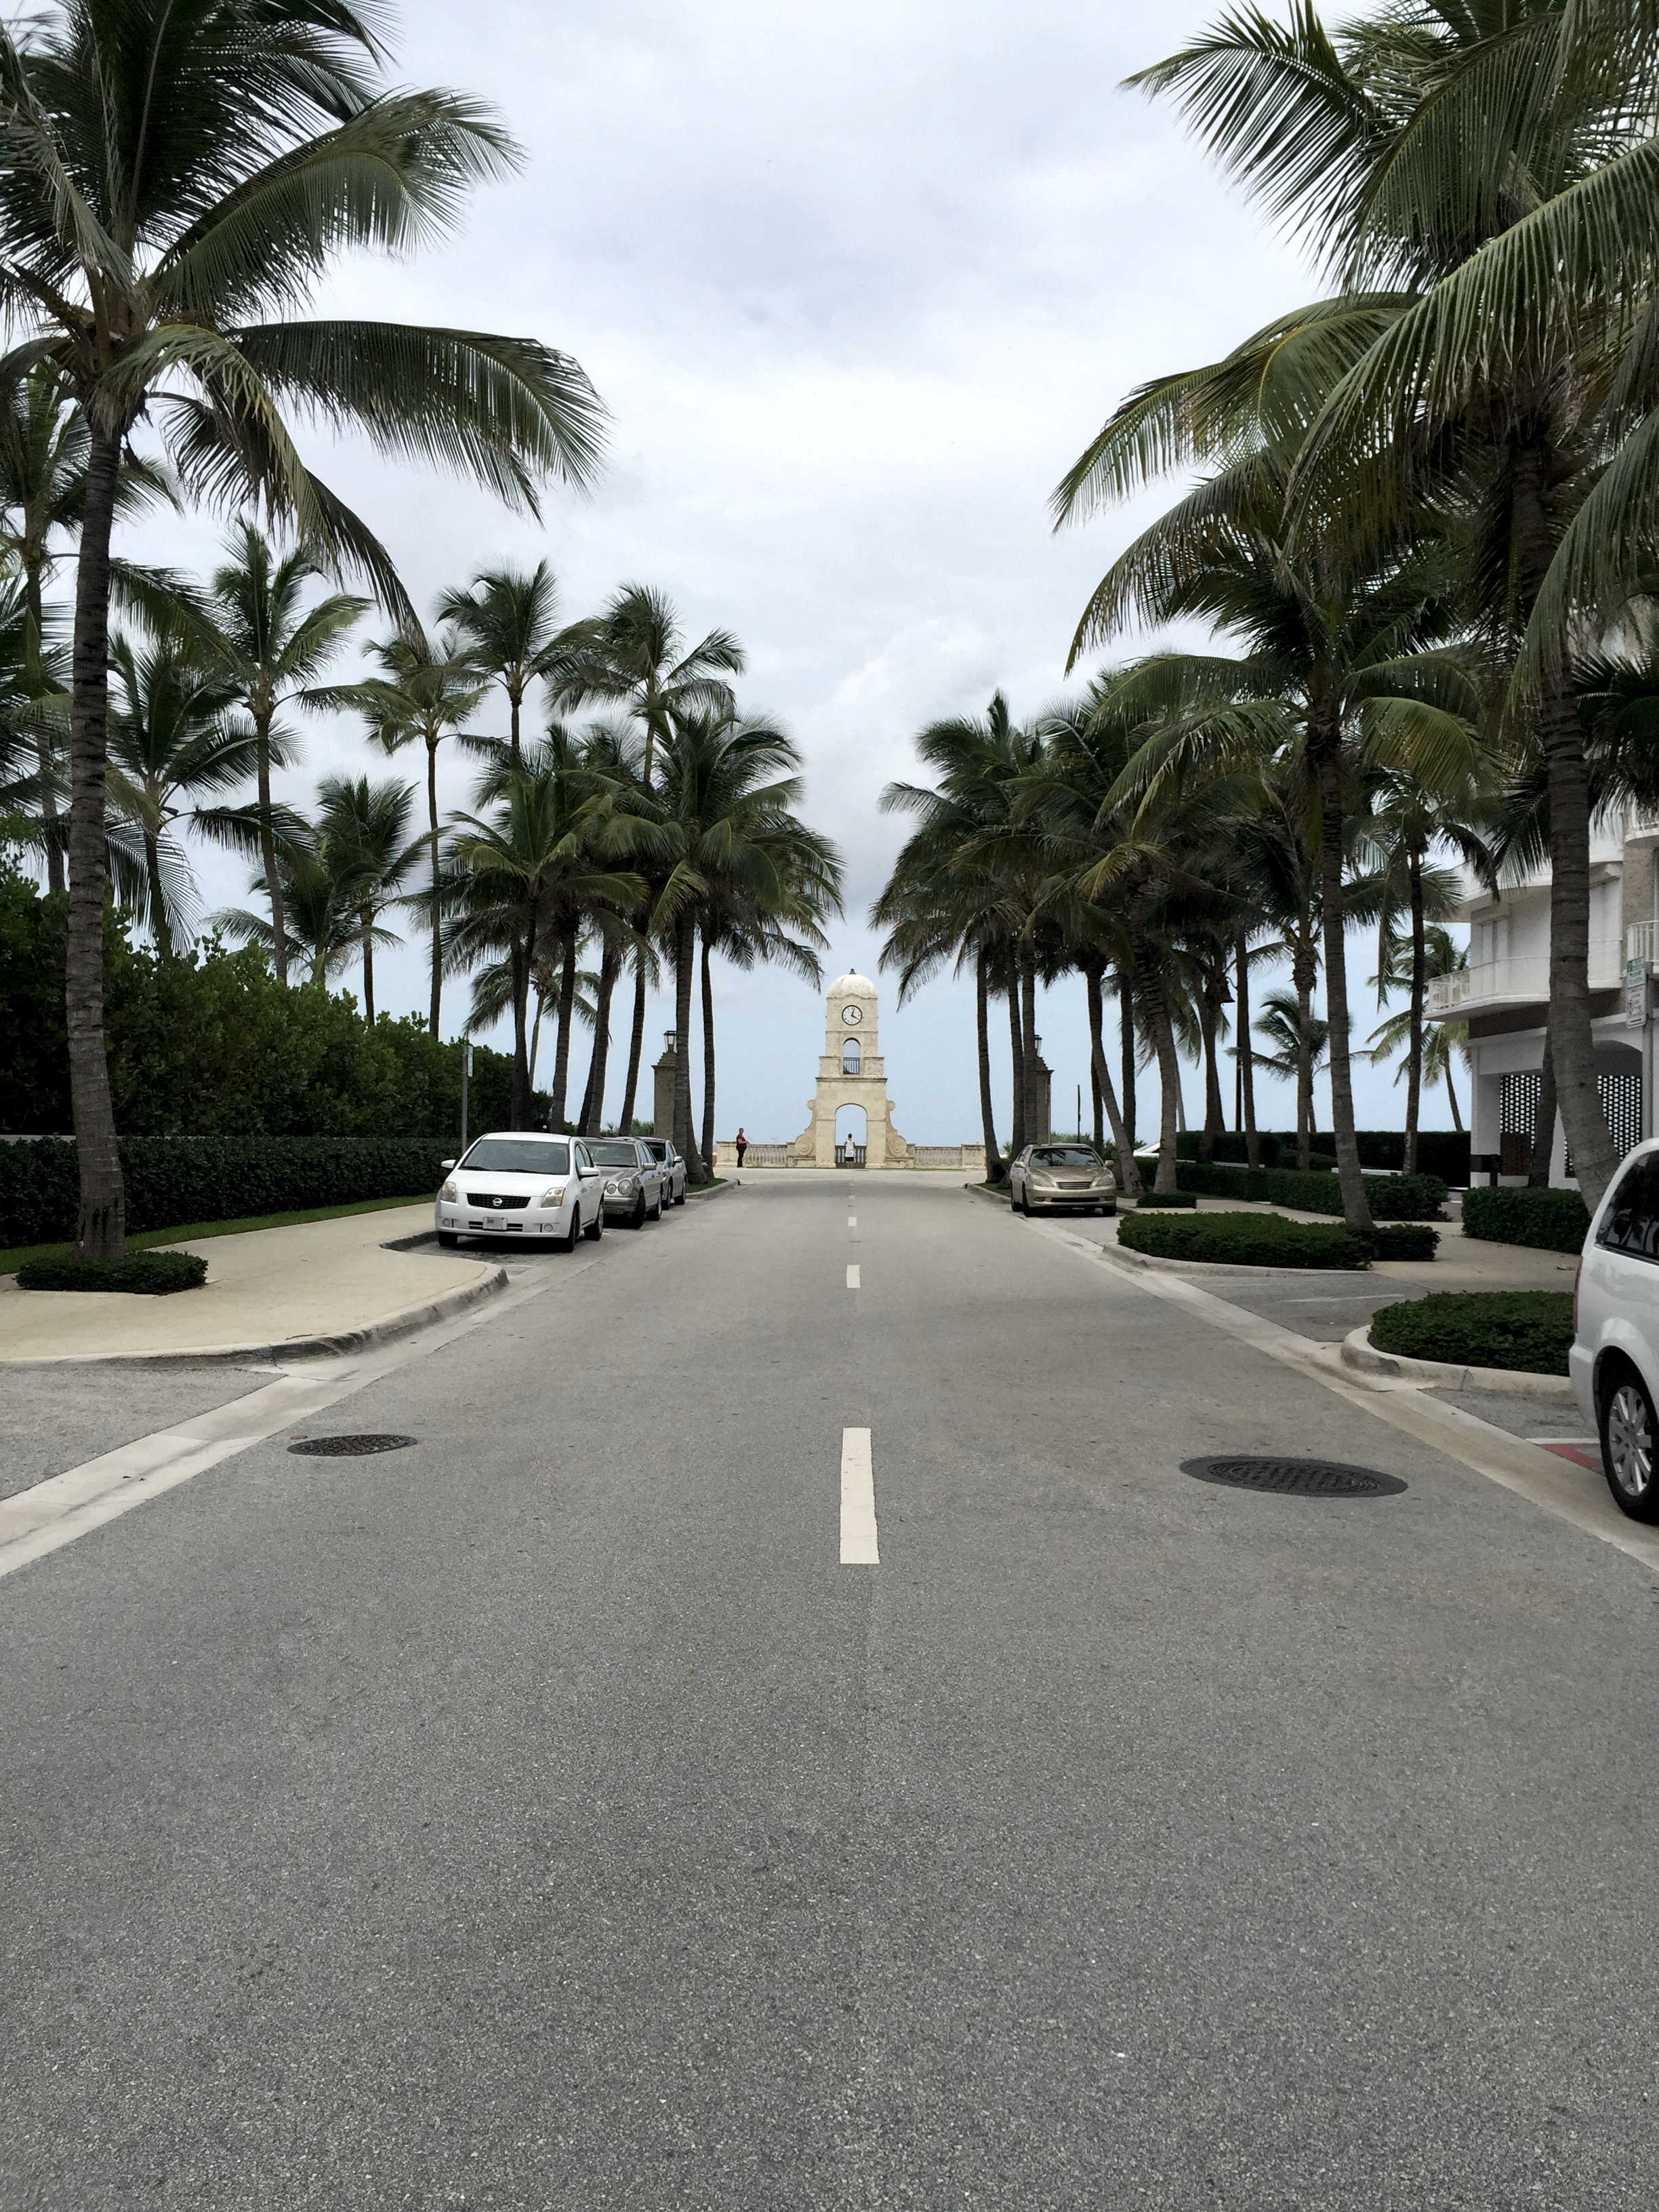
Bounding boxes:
[1433,808,1658,1183]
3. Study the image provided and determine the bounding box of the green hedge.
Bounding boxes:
[17,1250,208,1295]
[1132,1189,1198,1208]
[1369,1291,1574,1374]
[0,1136,453,1248]
[1461,1185,1591,1254]
[1175,1160,1448,1220]
[1173,1129,1471,1182]
[1360,1223,1439,1263]
[1118,1210,1370,1269]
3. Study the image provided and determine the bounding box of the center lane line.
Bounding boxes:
[840,1427,878,1563]
[846,1263,860,1288]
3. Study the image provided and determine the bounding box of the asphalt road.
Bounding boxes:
[3,1174,1657,2209]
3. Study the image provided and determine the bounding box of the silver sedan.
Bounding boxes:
[585,1136,669,1227]
[1008,1143,1117,1216]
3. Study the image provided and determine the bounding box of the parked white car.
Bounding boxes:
[436,1132,605,1252]
[641,1136,688,1206]
[1571,1136,1659,1519]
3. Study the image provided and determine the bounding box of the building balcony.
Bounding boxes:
[1629,920,1657,964]
[1428,943,1626,1017]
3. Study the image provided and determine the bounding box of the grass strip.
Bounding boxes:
[0,1193,431,1279]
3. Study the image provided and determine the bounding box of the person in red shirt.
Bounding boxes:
[734,1127,748,1166]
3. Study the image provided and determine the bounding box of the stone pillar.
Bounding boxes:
[651,1031,676,1139]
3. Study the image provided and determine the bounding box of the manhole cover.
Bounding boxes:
[287,1433,417,1458]
[1181,1454,1406,1498]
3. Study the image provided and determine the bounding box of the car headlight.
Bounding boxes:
[439,1179,457,1202]
[606,1174,640,1195]
[537,1183,567,1206]
[1030,1172,1056,1186]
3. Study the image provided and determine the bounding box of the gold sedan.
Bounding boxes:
[1008,1143,1118,1216]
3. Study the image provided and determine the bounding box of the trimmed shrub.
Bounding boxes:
[1369,1290,1574,1375]
[1118,1211,1370,1269]
[1461,1185,1591,1254]
[16,1250,208,1295]
[1175,1160,1448,1220]
[0,1136,453,1249]
[1132,1189,1198,1208]
[1359,1223,1439,1263]
[1172,1129,1471,1182]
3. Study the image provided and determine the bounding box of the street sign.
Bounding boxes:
[1626,957,1649,1029]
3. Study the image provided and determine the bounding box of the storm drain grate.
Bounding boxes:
[1181,1454,1406,1498]
[287,1433,417,1458]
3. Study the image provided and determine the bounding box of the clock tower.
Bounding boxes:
[786,970,907,1167]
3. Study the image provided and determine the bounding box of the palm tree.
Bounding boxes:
[314,773,422,1027]
[1368,928,1470,1136]
[215,838,368,989]
[105,621,255,954]
[553,585,745,1126]
[329,628,488,1037]
[649,709,841,1183]
[197,522,367,984]
[438,562,565,762]
[0,0,606,1258]
[1255,990,1331,1140]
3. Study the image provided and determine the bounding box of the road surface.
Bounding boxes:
[2,1174,1656,2209]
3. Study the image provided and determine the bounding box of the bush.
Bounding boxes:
[1175,1160,1448,1220]
[0,1136,454,1248]
[1118,1210,1370,1269]
[1359,1223,1439,1263]
[16,1250,208,1295]
[1132,1189,1198,1208]
[1172,1129,1471,1182]
[1461,1185,1591,1254]
[1369,1290,1574,1375]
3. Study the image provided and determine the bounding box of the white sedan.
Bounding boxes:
[436,1132,606,1251]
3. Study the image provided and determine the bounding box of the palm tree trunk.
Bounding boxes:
[673,912,706,1181]
[1514,439,1617,1208]
[65,425,126,1262]
[619,956,648,1132]
[1020,955,1042,1143]
[1197,965,1223,1163]
[583,945,619,1136]
[1235,931,1260,1170]
[426,733,442,1038]
[1087,961,1142,1198]
[26,557,65,898]
[699,929,717,1173]
[257,712,287,986]
[1529,1026,1557,1187]
[529,985,545,1086]
[1311,707,1372,1230]
[1086,967,1105,1148]
[1405,848,1425,1176]
[510,909,535,1130]
[975,945,1002,1182]
[1135,937,1183,1196]
[1006,972,1027,1158]
[1446,1060,1464,1131]
[550,938,577,1128]
[144,827,173,958]
[361,912,376,1028]
[1292,937,1316,1172]
[1119,970,1136,1151]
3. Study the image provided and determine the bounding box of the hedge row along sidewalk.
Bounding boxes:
[1369,1292,1576,1377]
[1174,1160,1448,1221]
[0,1136,456,1250]
[1462,1185,1592,1254]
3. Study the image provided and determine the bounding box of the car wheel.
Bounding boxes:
[1008,1183,1020,1212]
[631,1196,648,1230]
[676,1185,687,1206]
[1599,1360,1659,1521]
[559,1205,580,1254]
[583,1200,604,1241]
[651,1192,663,1221]
[438,1230,460,1249]
[1021,1186,1033,1217]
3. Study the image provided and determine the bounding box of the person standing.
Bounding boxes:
[735,1127,748,1167]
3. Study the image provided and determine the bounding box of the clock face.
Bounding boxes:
[841,1003,863,1025]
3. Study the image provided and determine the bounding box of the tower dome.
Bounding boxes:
[830,970,875,994]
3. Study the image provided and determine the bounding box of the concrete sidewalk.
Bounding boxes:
[0,1206,501,1365]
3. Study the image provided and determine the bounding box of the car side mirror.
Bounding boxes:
[441,1159,456,1172]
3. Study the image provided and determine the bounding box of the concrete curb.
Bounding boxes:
[687,1179,739,1200]
[0,1262,510,1370]
[1339,1322,1575,1397]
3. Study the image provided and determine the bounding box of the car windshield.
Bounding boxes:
[587,1142,640,1167]
[1030,1146,1103,1169]
[460,1139,570,1175]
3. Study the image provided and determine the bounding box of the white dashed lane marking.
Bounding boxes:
[840,1427,878,1564]
[846,1264,860,1289]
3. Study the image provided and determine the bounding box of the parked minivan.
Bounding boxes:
[1571,1137,1659,1519]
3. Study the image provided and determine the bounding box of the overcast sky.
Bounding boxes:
[124,0,1458,1145]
